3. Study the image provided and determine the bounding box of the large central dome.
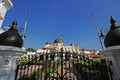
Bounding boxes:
[54,36,64,43]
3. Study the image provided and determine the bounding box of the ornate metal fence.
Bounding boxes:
[15,52,112,80]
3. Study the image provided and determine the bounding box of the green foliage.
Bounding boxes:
[26,48,36,52]
[73,59,109,80]
[20,57,43,65]
[20,57,28,64]
[18,59,60,80]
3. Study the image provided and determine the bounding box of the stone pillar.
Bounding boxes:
[0,0,13,28]
[103,45,120,80]
[0,46,25,80]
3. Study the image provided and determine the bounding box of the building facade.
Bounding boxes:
[0,0,13,33]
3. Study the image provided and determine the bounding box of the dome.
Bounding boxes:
[104,16,120,47]
[54,36,64,43]
[45,41,51,45]
[0,20,23,48]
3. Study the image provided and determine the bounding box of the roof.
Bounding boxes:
[89,54,104,58]
[44,45,55,49]
[54,36,64,43]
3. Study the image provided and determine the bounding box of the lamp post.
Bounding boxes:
[91,13,109,51]
[100,28,108,39]
[91,13,104,50]
[99,28,108,50]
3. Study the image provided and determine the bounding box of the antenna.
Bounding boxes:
[22,11,29,40]
[91,13,104,50]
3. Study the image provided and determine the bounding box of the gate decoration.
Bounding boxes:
[15,50,112,80]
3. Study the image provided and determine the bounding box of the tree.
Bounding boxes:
[26,48,36,52]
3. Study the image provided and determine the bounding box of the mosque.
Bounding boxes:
[36,36,103,60]
[37,36,82,53]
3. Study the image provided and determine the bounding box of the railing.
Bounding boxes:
[15,52,112,80]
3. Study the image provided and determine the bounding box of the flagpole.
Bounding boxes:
[91,13,104,50]
[22,11,29,40]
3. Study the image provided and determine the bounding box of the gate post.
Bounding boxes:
[103,46,120,80]
[0,46,25,80]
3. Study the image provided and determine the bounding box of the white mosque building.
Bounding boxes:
[35,37,103,60]
[37,36,82,53]
[0,0,13,34]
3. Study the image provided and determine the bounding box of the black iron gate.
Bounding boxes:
[15,51,112,80]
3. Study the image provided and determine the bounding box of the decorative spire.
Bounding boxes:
[70,42,74,46]
[9,20,17,30]
[110,16,119,30]
[110,16,116,24]
[45,41,51,45]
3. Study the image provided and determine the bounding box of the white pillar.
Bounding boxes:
[0,0,13,27]
[103,45,120,80]
[0,46,25,80]
[0,0,13,34]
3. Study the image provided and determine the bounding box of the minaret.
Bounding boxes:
[0,0,13,33]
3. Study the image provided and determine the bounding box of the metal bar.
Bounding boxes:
[60,52,63,79]
[14,64,19,80]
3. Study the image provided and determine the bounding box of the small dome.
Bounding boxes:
[45,41,51,45]
[0,20,23,48]
[104,16,120,47]
[54,36,64,43]
[70,43,74,46]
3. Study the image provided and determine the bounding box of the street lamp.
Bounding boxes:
[100,28,108,39]
[98,28,109,50]
[91,13,109,50]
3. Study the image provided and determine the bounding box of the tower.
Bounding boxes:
[0,0,13,33]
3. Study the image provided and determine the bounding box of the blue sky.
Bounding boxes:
[2,0,120,50]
